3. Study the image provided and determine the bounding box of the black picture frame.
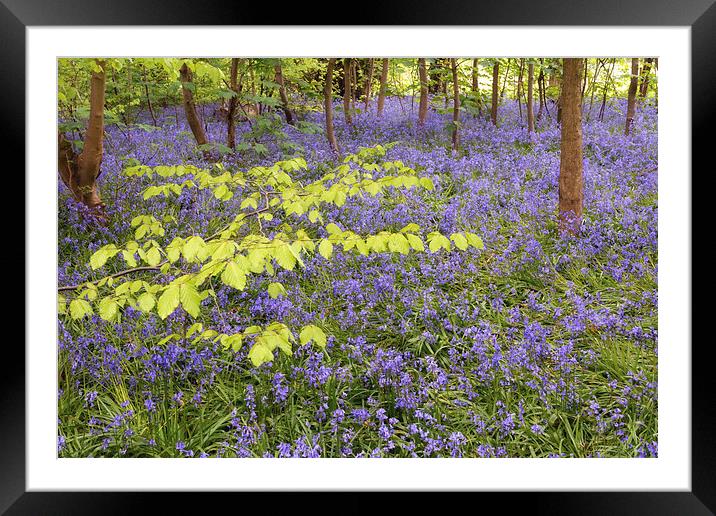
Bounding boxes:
[6,0,712,513]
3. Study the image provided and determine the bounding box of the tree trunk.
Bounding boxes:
[558,58,584,235]
[527,62,535,133]
[249,62,259,114]
[451,59,460,151]
[500,58,511,98]
[536,62,545,122]
[343,58,353,124]
[324,59,340,156]
[58,59,107,213]
[179,62,210,151]
[625,57,639,135]
[142,65,157,126]
[351,60,358,111]
[581,58,589,98]
[587,59,603,119]
[274,59,294,125]
[472,58,479,92]
[517,58,524,121]
[491,61,499,126]
[364,58,374,111]
[472,58,481,116]
[418,58,429,126]
[442,59,449,108]
[557,95,563,124]
[227,58,239,148]
[598,59,615,122]
[377,58,389,117]
[639,57,653,98]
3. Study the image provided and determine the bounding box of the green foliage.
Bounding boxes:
[67,144,485,368]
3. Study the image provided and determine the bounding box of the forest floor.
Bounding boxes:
[58,96,658,458]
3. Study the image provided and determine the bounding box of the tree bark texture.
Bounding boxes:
[558,58,584,235]
[527,62,535,133]
[58,59,107,212]
[491,62,499,126]
[625,57,639,135]
[418,58,429,126]
[451,58,460,151]
[343,58,353,124]
[324,59,340,155]
[179,62,209,148]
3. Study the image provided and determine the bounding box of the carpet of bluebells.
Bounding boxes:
[58,96,658,458]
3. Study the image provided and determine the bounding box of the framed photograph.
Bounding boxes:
[8,0,712,512]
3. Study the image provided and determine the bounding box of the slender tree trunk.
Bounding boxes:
[418,58,429,126]
[364,58,374,111]
[249,62,259,114]
[558,58,584,235]
[500,59,511,98]
[351,60,358,111]
[517,58,524,121]
[598,59,615,122]
[639,57,653,98]
[472,58,479,92]
[58,59,107,213]
[491,61,499,126]
[451,58,460,151]
[142,65,158,126]
[377,58,389,117]
[442,59,449,108]
[472,58,481,116]
[179,62,210,151]
[581,58,589,98]
[587,59,603,119]
[227,58,239,148]
[343,58,353,124]
[527,62,535,133]
[324,59,340,156]
[625,57,639,135]
[274,59,294,125]
[536,63,545,122]
[123,62,132,125]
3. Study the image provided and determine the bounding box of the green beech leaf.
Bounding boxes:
[419,176,435,190]
[248,342,274,367]
[145,246,162,266]
[299,325,327,348]
[318,239,333,260]
[221,261,247,290]
[69,298,93,320]
[180,283,201,318]
[274,243,297,271]
[137,292,156,312]
[267,282,287,298]
[450,232,469,251]
[387,233,410,254]
[406,233,425,252]
[98,297,119,321]
[465,232,485,249]
[157,285,181,319]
